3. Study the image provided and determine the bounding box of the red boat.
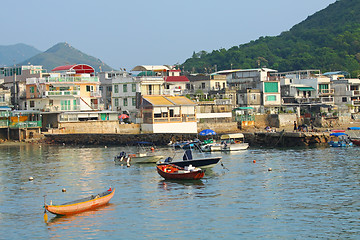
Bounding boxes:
[45,188,115,216]
[157,164,205,180]
[351,139,360,146]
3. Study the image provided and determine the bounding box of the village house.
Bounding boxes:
[25,64,102,112]
[140,95,197,133]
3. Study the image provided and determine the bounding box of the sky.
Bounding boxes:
[1,0,336,71]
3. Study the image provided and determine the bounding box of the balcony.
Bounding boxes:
[46,76,99,83]
[352,90,360,96]
[90,90,102,97]
[45,90,80,97]
[321,97,334,104]
[353,100,360,106]
[318,89,334,96]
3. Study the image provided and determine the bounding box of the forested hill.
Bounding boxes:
[182,0,360,77]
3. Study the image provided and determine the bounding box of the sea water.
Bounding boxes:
[0,143,359,239]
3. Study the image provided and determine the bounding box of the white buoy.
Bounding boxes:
[62,188,66,192]
[104,146,107,148]
[268,168,272,171]
[29,176,34,181]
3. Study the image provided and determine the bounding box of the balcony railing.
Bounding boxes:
[318,89,334,95]
[353,100,360,106]
[0,120,8,127]
[352,90,360,96]
[8,121,41,129]
[90,91,102,97]
[45,90,80,97]
[321,97,334,104]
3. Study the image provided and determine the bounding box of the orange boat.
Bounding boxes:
[45,188,115,216]
[157,164,205,180]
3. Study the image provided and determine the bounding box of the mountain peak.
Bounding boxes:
[19,42,113,72]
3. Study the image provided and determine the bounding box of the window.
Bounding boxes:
[30,86,35,93]
[264,82,278,93]
[132,84,136,92]
[342,97,347,102]
[123,98,128,106]
[123,84,127,93]
[132,97,136,106]
[266,95,276,101]
[201,83,206,89]
[114,98,119,107]
[114,85,118,93]
[30,101,35,108]
[49,100,53,106]
[86,86,91,92]
[60,100,70,110]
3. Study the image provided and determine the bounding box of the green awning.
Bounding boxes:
[233,107,254,110]
[296,87,315,91]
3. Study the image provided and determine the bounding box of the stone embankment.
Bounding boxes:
[44,131,331,148]
[243,131,331,148]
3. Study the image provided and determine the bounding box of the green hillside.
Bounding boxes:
[182,0,360,77]
[0,43,41,67]
[20,42,113,72]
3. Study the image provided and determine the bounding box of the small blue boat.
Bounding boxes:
[328,133,353,147]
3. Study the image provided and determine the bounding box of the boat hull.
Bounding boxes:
[157,165,205,180]
[201,143,249,152]
[45,189,115,216]
[161,156,221,169]
[351,139,360,146]
[130,155,164,163]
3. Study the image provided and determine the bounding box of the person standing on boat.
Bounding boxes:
[293,121,297,132]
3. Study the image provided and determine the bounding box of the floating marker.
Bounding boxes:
[268,168,272,171]
[62,188,66,192]
[29,176,34,181]
[253,160,256,163]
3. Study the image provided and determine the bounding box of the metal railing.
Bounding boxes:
[8,121,41,129]
[318,89,334,95]
[45,90,80,96]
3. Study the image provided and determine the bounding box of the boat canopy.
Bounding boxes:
[221,133,244,140]
[330,132,348,137]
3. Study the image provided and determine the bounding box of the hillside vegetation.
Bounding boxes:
[182,0,360,77]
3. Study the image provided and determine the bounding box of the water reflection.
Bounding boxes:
[46,203,116,230]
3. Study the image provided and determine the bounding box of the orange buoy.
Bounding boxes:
[253,160,256,163]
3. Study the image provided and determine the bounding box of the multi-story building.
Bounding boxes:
[278,70,334,106]
[187,74,227,98]
[329,72,360,115]
[0,65,46,109]
[0,82,11,108]
[215,68,281,113]
[98,71,124,110]
[25,64,102,112]
[111,71,137,117]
